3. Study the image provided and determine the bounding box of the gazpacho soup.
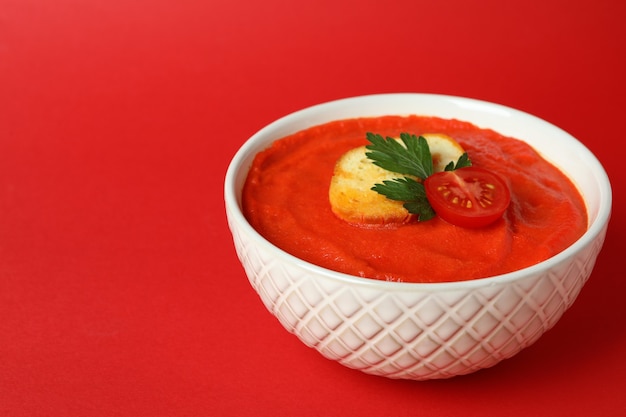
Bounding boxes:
[242,115,587,283]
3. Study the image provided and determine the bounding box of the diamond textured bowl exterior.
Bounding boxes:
[227,203,607,380]
[224,94,612,380]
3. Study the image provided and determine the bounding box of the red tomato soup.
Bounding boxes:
[242,116,587,283]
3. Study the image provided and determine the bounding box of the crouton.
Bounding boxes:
[328,133,465,225]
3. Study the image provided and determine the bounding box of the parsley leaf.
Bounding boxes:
[372,177,436,221]
[365,132,470,221]
[365,133,434,179]
[444,152,471,171]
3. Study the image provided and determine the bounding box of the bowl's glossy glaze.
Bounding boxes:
[224,94,611,380]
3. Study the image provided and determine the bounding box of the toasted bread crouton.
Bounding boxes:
[422,133,466,173]
[329,133,465,226]
[329,146,413,225]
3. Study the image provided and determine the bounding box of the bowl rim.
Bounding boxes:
[224,93,612,291]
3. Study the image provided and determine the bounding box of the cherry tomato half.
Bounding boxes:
[424,167,511,228]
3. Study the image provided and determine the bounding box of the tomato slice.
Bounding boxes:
[424,167,511,228]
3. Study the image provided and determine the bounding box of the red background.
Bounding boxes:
[1,0,624,416]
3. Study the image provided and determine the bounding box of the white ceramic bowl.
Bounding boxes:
[224,93,612,380]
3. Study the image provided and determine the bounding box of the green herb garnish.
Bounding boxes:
[444,152,471,171]
[365,132,471,221]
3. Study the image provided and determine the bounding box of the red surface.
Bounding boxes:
[1,0,624,416]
